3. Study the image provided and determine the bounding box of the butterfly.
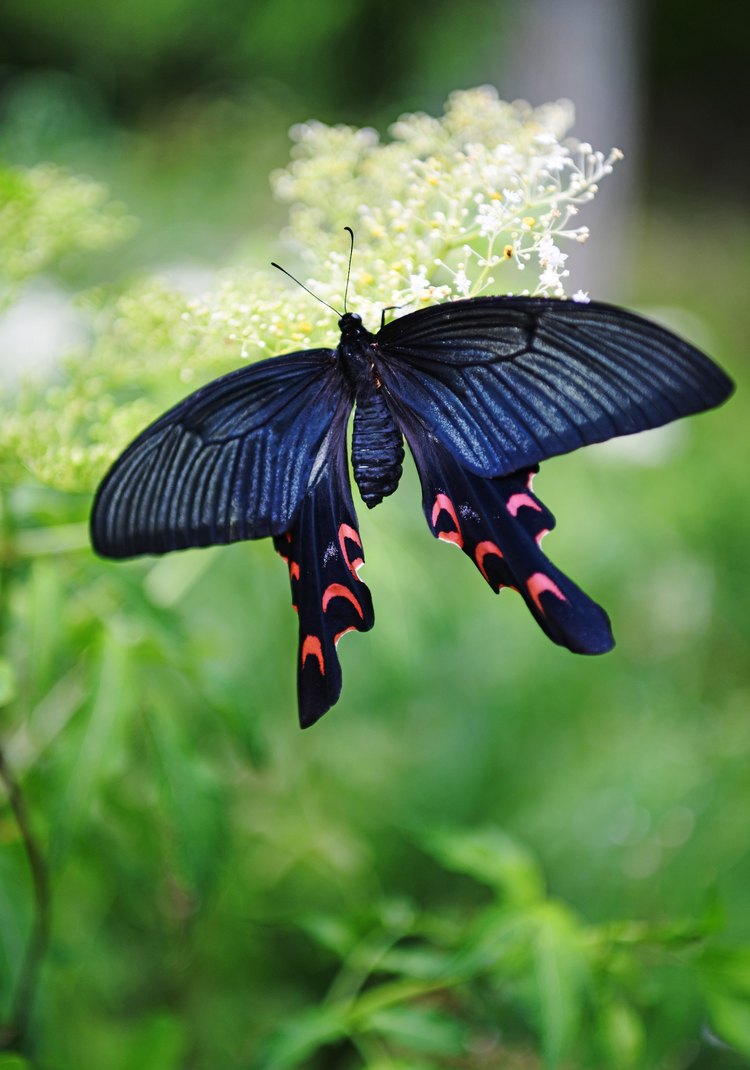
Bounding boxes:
[91,282,733,727]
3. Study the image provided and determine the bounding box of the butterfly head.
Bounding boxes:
[338,312,365,338]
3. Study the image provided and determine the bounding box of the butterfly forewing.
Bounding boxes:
[375,297,734,477]
[91,349,342,558]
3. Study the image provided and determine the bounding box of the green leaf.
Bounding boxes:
[123,1013,186,1070]
[143,545,222,608]
[0,844,32,1003]
[528,903,588,1068]
[29,557,64,698]
[597,997,645,1069]
[0,658,16,708]
[0,1056,32,1069]
[458,906,534,977]
[257,1007,347,1070]
[146,668,226,900]
[365,1007,467,1056]
[299,912,359,958]
[377,947,455,981]
[699,945,750,998]
[705,992,750,1055]
[360,1062,439,1070]
[420,826,545,906]
[52,628,134,859]
[5,662,87,774]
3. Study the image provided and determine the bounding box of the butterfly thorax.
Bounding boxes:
[337,313,405,509]
[337,313,376,388]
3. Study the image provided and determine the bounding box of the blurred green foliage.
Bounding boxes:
[0,155,749,1070]
[0,0,505,122]
[0,7,749,1066]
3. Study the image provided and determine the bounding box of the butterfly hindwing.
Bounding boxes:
[375,296,733,477]
[91,349,342,558]
[273,420,374,727]
[407,429,614,655]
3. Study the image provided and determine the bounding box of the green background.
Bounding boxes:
[0,1,749,1067]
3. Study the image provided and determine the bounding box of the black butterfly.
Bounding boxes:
[91,293,733,727]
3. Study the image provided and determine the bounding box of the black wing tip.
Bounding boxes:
[577,632,616,656]
[89,517,119,560]
[298,698,336,729]
[711,370,736,408]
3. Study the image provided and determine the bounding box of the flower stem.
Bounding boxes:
[0,748,51,1053]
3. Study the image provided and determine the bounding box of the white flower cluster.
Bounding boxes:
[0,161,138,312]
[271,86,621,314]
[0,86,620,492]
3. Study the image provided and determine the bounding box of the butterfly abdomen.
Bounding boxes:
[351,391,404,508]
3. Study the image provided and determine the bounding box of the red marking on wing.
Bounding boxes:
[339,523,364,578]
[438,532,463,548]
[475,540,504,582]
[507,493,543,517]
[432,493,464,548]
[322,583,363,618]
[301,635,324,674]
[334,626,356,647]
[277,549,299,580]
[527,573,566,614]
[535,528,550,547]
[526,471,536,491]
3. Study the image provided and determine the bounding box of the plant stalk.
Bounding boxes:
[0,747,51,1052]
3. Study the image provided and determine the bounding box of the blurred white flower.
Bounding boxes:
[538,237,568,270]
[0,86,622,492]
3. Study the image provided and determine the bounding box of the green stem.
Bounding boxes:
[0,748,51,1053]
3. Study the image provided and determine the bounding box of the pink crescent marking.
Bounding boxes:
[301,635,324,674]
[334,626,356,647]
[290,561,300,581]
[527,573,566,614]
[338,523,364,578]
[431,493,464,549]
[535,528,550,548]
[438,532,463,548]
[506,493,543,517]
[322,583,364,618]
[475,540,504,583]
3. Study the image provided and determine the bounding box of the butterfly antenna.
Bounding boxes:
[271,262,341,317]
[343,227,354,314]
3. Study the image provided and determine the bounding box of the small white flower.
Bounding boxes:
[538,237,568,270]
[539,267,561,289]
[538,154,567,172]
[453,270,471,296]
[572,290,591,303]
[408,271,432,301]
[477,200,509,237]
